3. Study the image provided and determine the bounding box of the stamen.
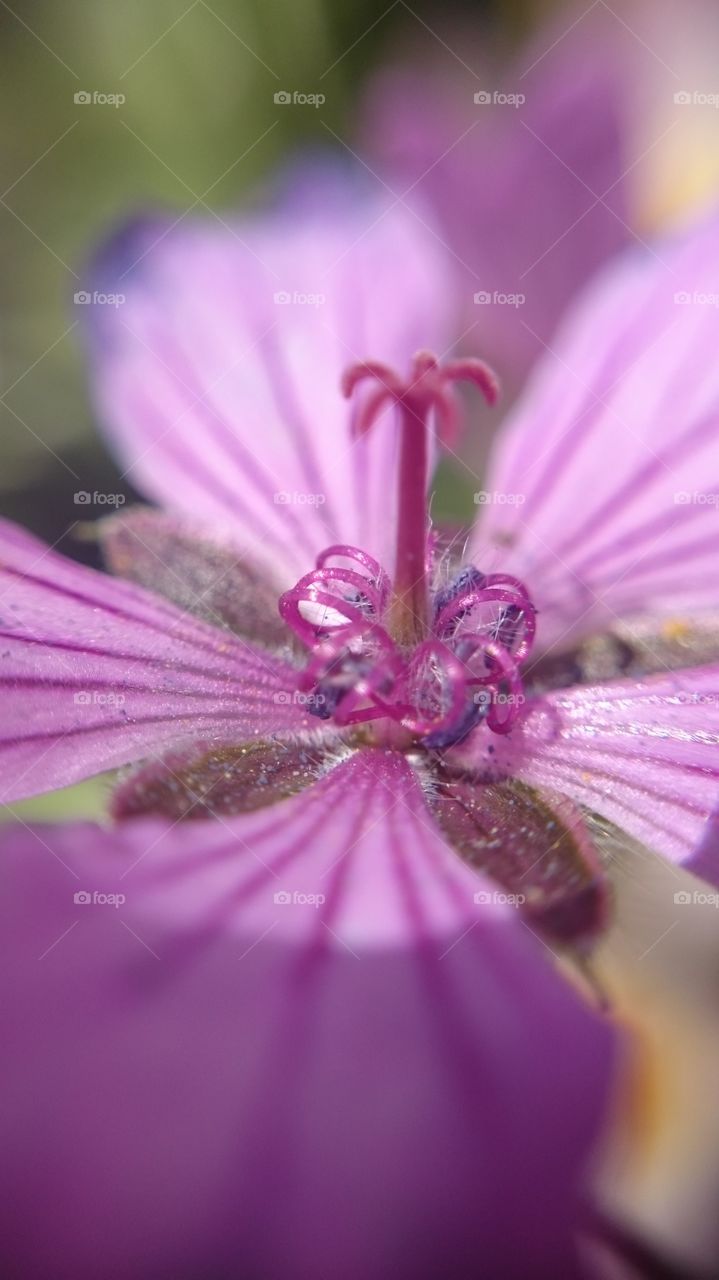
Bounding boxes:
[297,621,403,726]
[434,573,536,664]
[279,545,536,748]
[278,545,389,647]
[401,640,467,738]
[433,570,537,736]
[341,350,499,643]
[473,642,525,735]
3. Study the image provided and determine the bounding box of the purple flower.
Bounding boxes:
[2,177,719,1279]
[360,5,631,396]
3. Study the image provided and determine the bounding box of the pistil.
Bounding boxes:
[342,351,498,644]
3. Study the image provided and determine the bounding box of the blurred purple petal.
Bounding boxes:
[472,206,719,652]
[86,183,455,586]
[0,750,614,1279]
[362,8,629,388]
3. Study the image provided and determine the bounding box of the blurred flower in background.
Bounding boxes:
[360,4,630,397]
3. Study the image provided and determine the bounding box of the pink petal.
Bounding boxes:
[472,206,719,652]
[0,749,613,1278]
[0,519,319,802]
[456,666,719,875]
[86,180,455,586]
[362,7,629,390]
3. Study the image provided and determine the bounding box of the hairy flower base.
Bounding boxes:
[279,545,537,748]
[110,738,611,955]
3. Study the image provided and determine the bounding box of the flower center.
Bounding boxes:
[278,351,535,749]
